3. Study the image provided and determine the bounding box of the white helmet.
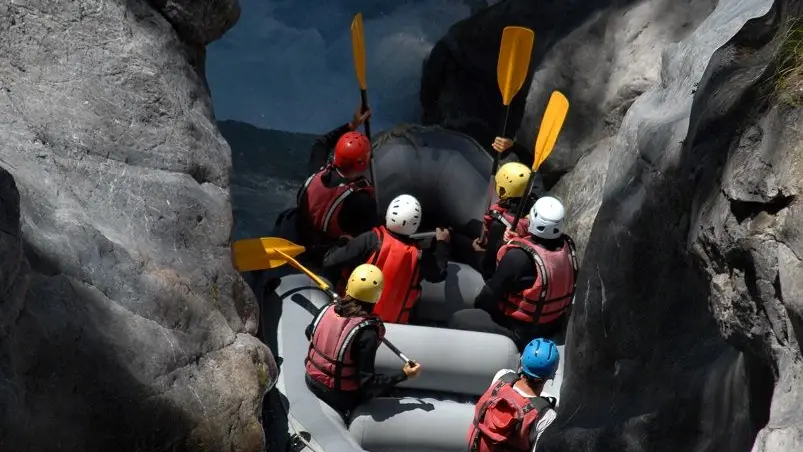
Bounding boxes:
[385,194,421,236]
[528,196,565,239]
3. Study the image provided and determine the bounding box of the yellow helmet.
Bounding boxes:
[345,264,384,304]
[494,162,531,200]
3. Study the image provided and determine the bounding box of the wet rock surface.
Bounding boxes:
[423,0,802,450]
[0,1,276,451]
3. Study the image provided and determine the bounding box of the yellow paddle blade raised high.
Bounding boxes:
[231,237,306,272]
[532,91,570,171]
[497,26,535,106]
[351,13,367,90]
[509,91,570,230]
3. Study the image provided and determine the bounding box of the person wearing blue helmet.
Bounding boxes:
[466,338,559,452]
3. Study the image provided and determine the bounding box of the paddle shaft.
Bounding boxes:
[324,289,413,365]
[490,106,511,175]
[511,172,537,231]
[360,90,371,139]
[275,244,413,365]
[481,106,512,243]
[359,89,379,206]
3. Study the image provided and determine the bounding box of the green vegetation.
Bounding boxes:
[774,19,803,107]
[257,364,269,388]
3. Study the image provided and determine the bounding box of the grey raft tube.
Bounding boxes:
[258,126,557,452]
[267,272,520,452]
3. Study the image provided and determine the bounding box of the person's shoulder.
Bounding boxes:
[503,245,532,263]
[491,368,517,383]
[539,406,557,425]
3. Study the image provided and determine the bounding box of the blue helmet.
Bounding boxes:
[521,338,559,380]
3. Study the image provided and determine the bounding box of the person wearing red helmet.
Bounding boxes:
[296,102,380,251]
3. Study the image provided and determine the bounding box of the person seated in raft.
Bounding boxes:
[449,197,578,351]
[472,159,538,279]
[467,338,559,452]
[295,102,379,259]
[305,264,422,416]
[321,194,450,325]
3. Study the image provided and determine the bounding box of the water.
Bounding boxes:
[206,0,476,135]
[207,0,480,238]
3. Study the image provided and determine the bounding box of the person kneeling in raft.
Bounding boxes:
[450,197,579,351]
[305,264,422,417]
[295,102,378,255]
[321,194,451,325]
[467,338,559,452]
[473,159,538,279]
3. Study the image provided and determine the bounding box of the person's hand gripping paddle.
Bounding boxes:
[480,26,535,244]
[229,237,413,364]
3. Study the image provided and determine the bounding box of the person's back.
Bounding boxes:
[296,129,376,245]
[494,197,578,331]
[450,197,577,350]
[305,264,421,415]
[367,224,421,323]
[321,194,451,325]
[474,161,535,278]
[467,339,559,452]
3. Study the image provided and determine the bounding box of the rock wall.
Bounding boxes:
[0,1,276,451]
[422,0,802,450]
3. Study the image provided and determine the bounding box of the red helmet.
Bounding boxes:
[333,131,371,173]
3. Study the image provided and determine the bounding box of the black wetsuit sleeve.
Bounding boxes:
[304,304,328,340]
[420,240,450,283]
[474,248,535,312]
[353,327,407,392]
[308,123,353,174]
[337,191,379,237]
[479,220,507,279]
[322,230,379,270]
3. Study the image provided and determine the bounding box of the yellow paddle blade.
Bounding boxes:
[532,91,570,171]
[351,13,367,90]
[274,249,332,292]
[497,26,535,106]
[231,237,306,272]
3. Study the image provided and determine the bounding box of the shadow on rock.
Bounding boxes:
[536,1,786,451]
[0,273,194,452]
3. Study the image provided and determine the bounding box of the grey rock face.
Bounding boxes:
[423,0,803,450]
[693,104,803,452]
[420,0,645,155]
[0,1,276,451]
[147,0,241,45]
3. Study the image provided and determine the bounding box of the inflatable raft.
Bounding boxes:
[249,126,564,452]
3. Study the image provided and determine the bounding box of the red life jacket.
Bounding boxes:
[482,201,530,242]
[495,235,578,325]
[467,373,554,452]
[366,226,422,324]
[304,304,386,391]
[297,164,375,240]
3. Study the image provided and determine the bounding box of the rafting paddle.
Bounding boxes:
[350,13,380,201]
[265,247,415,365]
[510,91,570,231]
[479,26,535,244]
[273,249,414,364]
[231,237,306,272]
[491,26,535,177]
